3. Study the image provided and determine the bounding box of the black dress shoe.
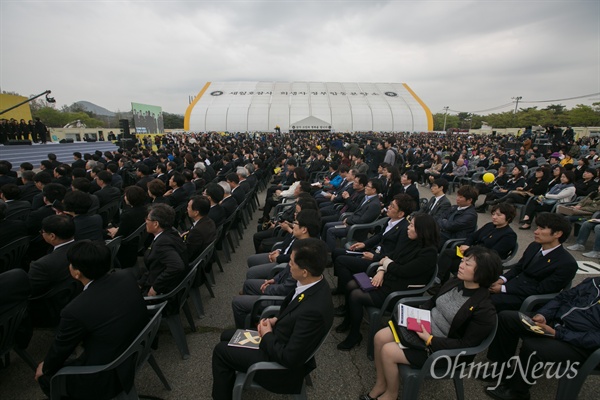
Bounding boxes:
[476,206,488,213]
[334,305,347,317]
[337,334,362,351]
[485,384,530,400]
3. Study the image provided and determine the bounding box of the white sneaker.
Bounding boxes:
[583,251,600,258]
[567,244,586,251]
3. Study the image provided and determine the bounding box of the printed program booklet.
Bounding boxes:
[395,304,432,334]
[518,313,554,336]
[227,329,262,349]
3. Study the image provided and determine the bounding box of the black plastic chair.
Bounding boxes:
[98,200,120,229]
[343,217,389,249]
[105,236,123,268]
[364,264,438,360]
[145,266,197,359]
[232,325,333,400]
[0,236,30,273]
[188,241,217,318]
[5,207,31,222]
[0,300,37,371]
[243,295,286,329]
[396,297,498,400]
[117,223,149,268]
[29,279,82,328]
[50,302,168,400]
[555,347,600,399]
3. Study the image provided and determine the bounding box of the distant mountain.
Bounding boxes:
[74,101,116,117]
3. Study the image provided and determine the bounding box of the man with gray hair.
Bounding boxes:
[218,180,238,216]
[236,166,251,194]
[139,203,188,296]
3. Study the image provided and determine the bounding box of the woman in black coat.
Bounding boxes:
[435,202,517,290]
[360,246,501,400]
[336,214,439,351]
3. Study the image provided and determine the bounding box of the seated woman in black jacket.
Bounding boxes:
[433,202,517,294]
[487,165,550,205]
[360,246,502,400]
[476,166,526,213]
[335,213,439,351]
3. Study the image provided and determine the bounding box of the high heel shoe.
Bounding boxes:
[359,393,383,400]
[337,334,363,351]
[519,224,531,230]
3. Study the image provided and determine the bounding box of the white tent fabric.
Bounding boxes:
[185,82,432,133]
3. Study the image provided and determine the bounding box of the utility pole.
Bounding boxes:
[512,96,522,125]
[442,106,449,131]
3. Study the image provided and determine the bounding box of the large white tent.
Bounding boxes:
[184,82,433,133]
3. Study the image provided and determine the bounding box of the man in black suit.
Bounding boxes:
[226,172,246,204]
[319,169,357,215]
[94,171,121,208]
[28,214,79,327]
[26,183,66,236]
[489,212,577,312]
[52,166,71,188]
[1,184,30,217]
[212,238,334,399]
[35,241,148,399]
[71,152,86,170]
[438,185,478,247]
[155,163,169,183]
[165,172,188,208]
[237,166,252,194]
[183,195,217,261]
[18,170,40,203]
[331,194,414,295]
[423,178,452,222]
[204,182,226,226]
[135,164,154,193]
[139,203,188,296]
[320,172,364,225]
[233,210,321,327]
[323,178,383,252]
[31,171,52,210]
[398,170,420,211]
[219,181,239,216]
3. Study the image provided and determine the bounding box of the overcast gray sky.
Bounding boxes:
[2,0,599,116]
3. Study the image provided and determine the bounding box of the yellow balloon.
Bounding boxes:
[483,172,495,183]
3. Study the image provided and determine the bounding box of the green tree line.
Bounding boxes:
[433,103,600,131]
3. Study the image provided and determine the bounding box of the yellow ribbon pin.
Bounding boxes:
[298,294,305,302]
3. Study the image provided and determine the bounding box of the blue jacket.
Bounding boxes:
[538,277,600,350]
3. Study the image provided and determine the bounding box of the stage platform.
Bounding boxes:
[0,141,120,171]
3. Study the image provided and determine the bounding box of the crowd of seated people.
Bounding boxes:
[1,127,600,399]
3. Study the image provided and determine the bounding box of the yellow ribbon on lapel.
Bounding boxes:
[298,293,305,302]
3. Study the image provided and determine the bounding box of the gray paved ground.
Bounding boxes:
[0,185,598,399]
